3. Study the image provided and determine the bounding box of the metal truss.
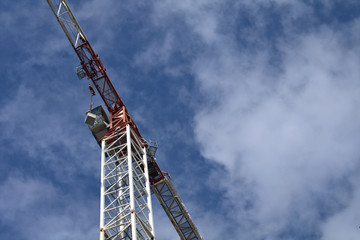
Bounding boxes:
[47,0,125,113]
[153,177,202,240]
[100,124,155,240]
[46,0,86,48]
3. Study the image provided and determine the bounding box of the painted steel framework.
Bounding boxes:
[153,177,202,240]
[100,125,155,240]
[46,1,203,239]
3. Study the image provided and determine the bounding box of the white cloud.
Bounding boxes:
[0,174,98,240]
[152,0,223,45]
[134,31,175,68]
[0,175,56,219]
[193,13,360,240]
[139,0,360,239]
[0,83,99,180]
[321,176,360,240]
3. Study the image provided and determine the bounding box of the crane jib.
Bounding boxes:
[46,0,123,114]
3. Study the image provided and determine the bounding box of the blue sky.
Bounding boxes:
[1,0,360,239]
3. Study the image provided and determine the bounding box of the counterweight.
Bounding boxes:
[46,1,203,239]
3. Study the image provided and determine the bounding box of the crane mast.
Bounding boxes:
[46,1,203,240]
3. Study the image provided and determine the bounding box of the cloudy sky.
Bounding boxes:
[1,0,360,239]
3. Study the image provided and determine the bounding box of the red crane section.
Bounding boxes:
[75,40,124,112]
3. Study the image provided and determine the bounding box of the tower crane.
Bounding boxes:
[46,1,203,240]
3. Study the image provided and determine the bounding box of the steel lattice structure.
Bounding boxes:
[153,178,202,240]
[46,1,203,239]
[100,125,154,240]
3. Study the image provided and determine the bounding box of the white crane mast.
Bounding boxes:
[100,125,155,239]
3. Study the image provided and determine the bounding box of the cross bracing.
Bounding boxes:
[101,125,154,240]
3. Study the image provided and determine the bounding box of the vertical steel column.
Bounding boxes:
[117,160,124,239]
[143,148,155,237]
[126,124,137,240]
[100,140,105,240]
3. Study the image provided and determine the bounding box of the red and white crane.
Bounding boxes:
[46,1,203,239]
